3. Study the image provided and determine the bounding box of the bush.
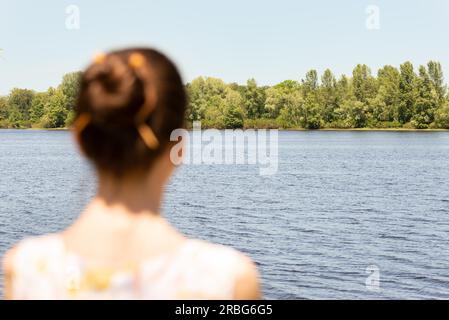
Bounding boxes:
[434,104,449,129]
[366,120,403,128]
[65,110,76,127]
[402,122,414,129]
[223,107,244,129]
[201,118,225,129]
[243,118,280,129]
[325,120,352,129]
[410,114,430,129]
[304,116,322,129]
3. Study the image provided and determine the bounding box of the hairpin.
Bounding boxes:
[73,113,91,133]
[128,53,145,69]
[93,52,106,64]
[137,123,160,150]
[128,52,160,150]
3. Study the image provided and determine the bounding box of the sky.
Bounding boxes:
[1,0,449,94]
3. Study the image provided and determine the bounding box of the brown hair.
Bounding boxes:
[74,48,186,177]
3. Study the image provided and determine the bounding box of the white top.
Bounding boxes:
[9,234,246,299]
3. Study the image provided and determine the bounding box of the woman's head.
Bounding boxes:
[74,48,186,178]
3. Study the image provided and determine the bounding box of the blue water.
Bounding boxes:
[1,129,449,299]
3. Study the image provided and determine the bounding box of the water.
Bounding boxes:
[0,129,449,299]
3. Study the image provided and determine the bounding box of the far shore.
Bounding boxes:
[1,127,448,132]
[285,128,449,132]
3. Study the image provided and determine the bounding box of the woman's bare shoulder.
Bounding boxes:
[188,239,261,299]
[2,245,18,274]
[2,245,19,299]
[2,234,62,270]
[233,252,261,299]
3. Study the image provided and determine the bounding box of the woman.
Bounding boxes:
[2,48,260,299]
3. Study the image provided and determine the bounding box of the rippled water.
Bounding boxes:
[0,129,449,299]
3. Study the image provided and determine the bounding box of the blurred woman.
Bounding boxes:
[2,48,260,299]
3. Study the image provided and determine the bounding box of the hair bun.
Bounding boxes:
[75,48,187,177]
[83,54,145,127]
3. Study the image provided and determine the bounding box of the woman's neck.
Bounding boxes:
[95,170,166,215]
[62,161,185,264]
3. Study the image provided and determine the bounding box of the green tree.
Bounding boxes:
[242,78,266,119]
[59,71,82,111]
[0,96,8,127]
[434,103,449,128]
[29,92,48,124]
[277,90,304,128]
[352,64,377,104]
[265,80,300,119]
[302,70,319,93]
[223,89,244,128]
[371,65,400,123]
[187,77,227,122]
[40,89,68,128]
[65,110,76,127]
[320,69,338,123]
[411,66,438,128]
[339,100,368,128]
[427,61,446,104]
[336,75,354,101]
[264,87,282,119]
[300,97,322,129]
[398,61,417,124]
[7,88,35,125]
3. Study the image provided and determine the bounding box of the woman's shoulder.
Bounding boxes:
[3,234,261,299]
[3,234,64,270]
[8,233,63,253]
[183,239,255,267]
[2,245,17,277]
[2,233,65,299]
[180,239,261,299]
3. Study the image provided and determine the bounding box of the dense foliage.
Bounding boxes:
[1,61,449,129]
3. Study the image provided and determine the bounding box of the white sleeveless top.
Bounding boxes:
[9,234,246,299]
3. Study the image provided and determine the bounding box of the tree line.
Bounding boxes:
[1,61,449,130]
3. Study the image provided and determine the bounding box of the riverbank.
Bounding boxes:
[293,128,449,132]
[1,127,449,132]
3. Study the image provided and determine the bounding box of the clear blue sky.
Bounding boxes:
[1,0,449,94]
